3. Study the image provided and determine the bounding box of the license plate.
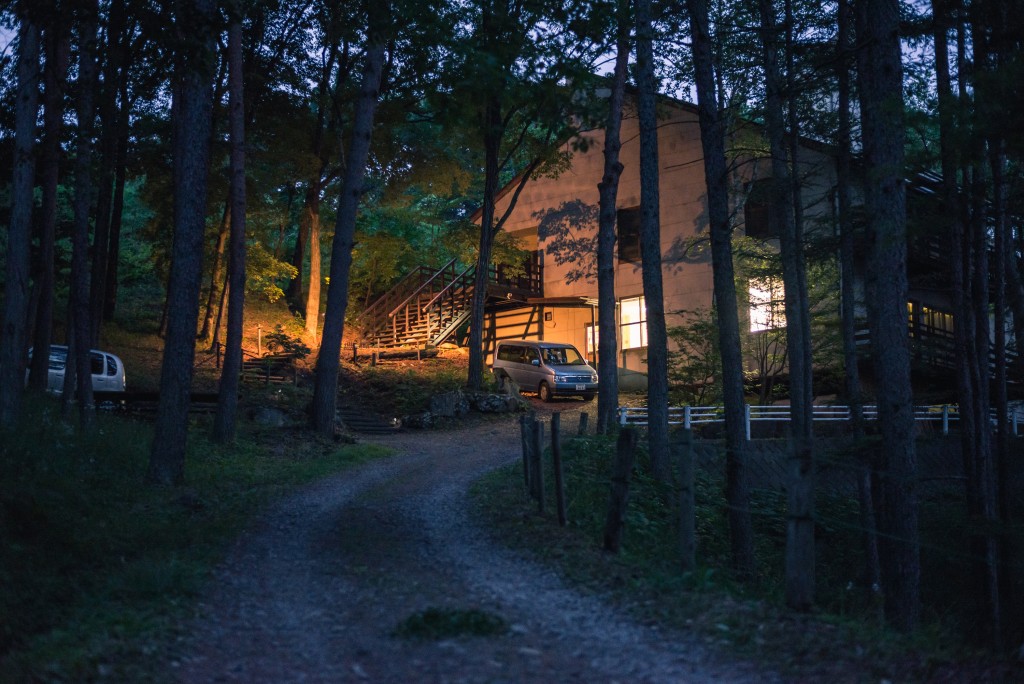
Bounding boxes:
[575,384,586,390]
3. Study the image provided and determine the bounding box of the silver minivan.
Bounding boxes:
[492,340,598,402]
[27,345,127,394]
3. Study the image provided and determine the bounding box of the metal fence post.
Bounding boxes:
[684,405,691,430]
[744,404,751,441]
[942,404,949,435]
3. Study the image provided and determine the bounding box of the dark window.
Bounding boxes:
[90,352,104,375]
[743,179,776,240]
[498,345,522,362]
[617,207,641,263]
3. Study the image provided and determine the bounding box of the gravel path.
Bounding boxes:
[172,405,780,683]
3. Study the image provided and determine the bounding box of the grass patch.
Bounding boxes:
[472,430,1024,681]
[394,608,507,640]
[0,396,389,682]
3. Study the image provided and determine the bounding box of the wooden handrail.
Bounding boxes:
[423,265,475,311]
[388,257,459,319]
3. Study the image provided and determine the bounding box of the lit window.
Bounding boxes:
[620,296,647,349]
[749,278,785,332]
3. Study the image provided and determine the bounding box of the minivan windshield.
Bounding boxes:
[542,346,587,366]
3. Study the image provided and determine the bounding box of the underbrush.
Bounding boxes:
[338,357,496,416]
[0,397,388,682]
[472,430,1024,681]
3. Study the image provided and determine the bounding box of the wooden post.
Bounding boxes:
[577,411,589,436]
[675,429,696,572]
[352,343,358,363]
[532,418,545,514]
[552,412,567,526]
[519,414,532,493]
[602,428,637,553]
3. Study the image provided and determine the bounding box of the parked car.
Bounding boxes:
[492,339,598,401]
[27,345,126,394]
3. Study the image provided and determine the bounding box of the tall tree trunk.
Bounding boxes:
[759,0,814,611]
[304,194,323,338]
[312,13,387,434]
[467,100,500,391]
[0,8,40,428]
[213,9,247,444]
[70,0,99,430]
[147,0,217,484]
[855,0,919,631]
[686,0,755,577]
[837,0,879,598]
[636,0,670,482]
[88,0,126,345]
[103,57,132,321]
[287,207,308,308]
[28,22,70,393]
[199,203,230,343]
[595,0,631,435]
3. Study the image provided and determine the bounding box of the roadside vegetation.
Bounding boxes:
[472,430,1024,681]
[0,395,388,681]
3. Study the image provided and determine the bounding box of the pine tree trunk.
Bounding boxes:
[199,203,230,343]
[103,59,132,321]
[636,0,670,481]
[304,199,322,339]
[686,0,755,577]
[70,0,100,430]
[148,0,217,484]
[88,0,126,345]
[312,19,386,435]
[28,22,70,394]
[759,0,814,610]
[213,11,247,445]
[837,0,879,598]
[595,0,630,435]
[0,9,40,428]
[855,0,919,631]
[466,97,501,392]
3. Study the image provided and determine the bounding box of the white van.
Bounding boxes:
[492,340,598,402]
[27,345,127,394]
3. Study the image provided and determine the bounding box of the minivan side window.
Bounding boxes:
[498,345,521,362]
[524,347,539,365]
[90,352,105,375]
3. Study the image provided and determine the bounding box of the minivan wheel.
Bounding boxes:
[538,381,553,402]
[581,392,595,401]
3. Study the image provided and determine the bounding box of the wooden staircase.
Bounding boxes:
[356,254,543,349]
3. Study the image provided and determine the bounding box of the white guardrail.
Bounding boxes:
[617,404,1023,440]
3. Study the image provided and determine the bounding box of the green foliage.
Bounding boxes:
[0,399,386,681]
[263,324,311,358]
[667,308,723,405]
[343,362,470,416]
[246,242,298,303]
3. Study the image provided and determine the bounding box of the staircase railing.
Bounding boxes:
[358,264,440,342]
[356,251,544,348]
[423,265,476,346]
[378,258,462,346]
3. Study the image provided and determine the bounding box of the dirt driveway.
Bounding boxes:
[170,400,779,683]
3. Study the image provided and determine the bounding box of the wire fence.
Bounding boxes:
[617,403,1024,439]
